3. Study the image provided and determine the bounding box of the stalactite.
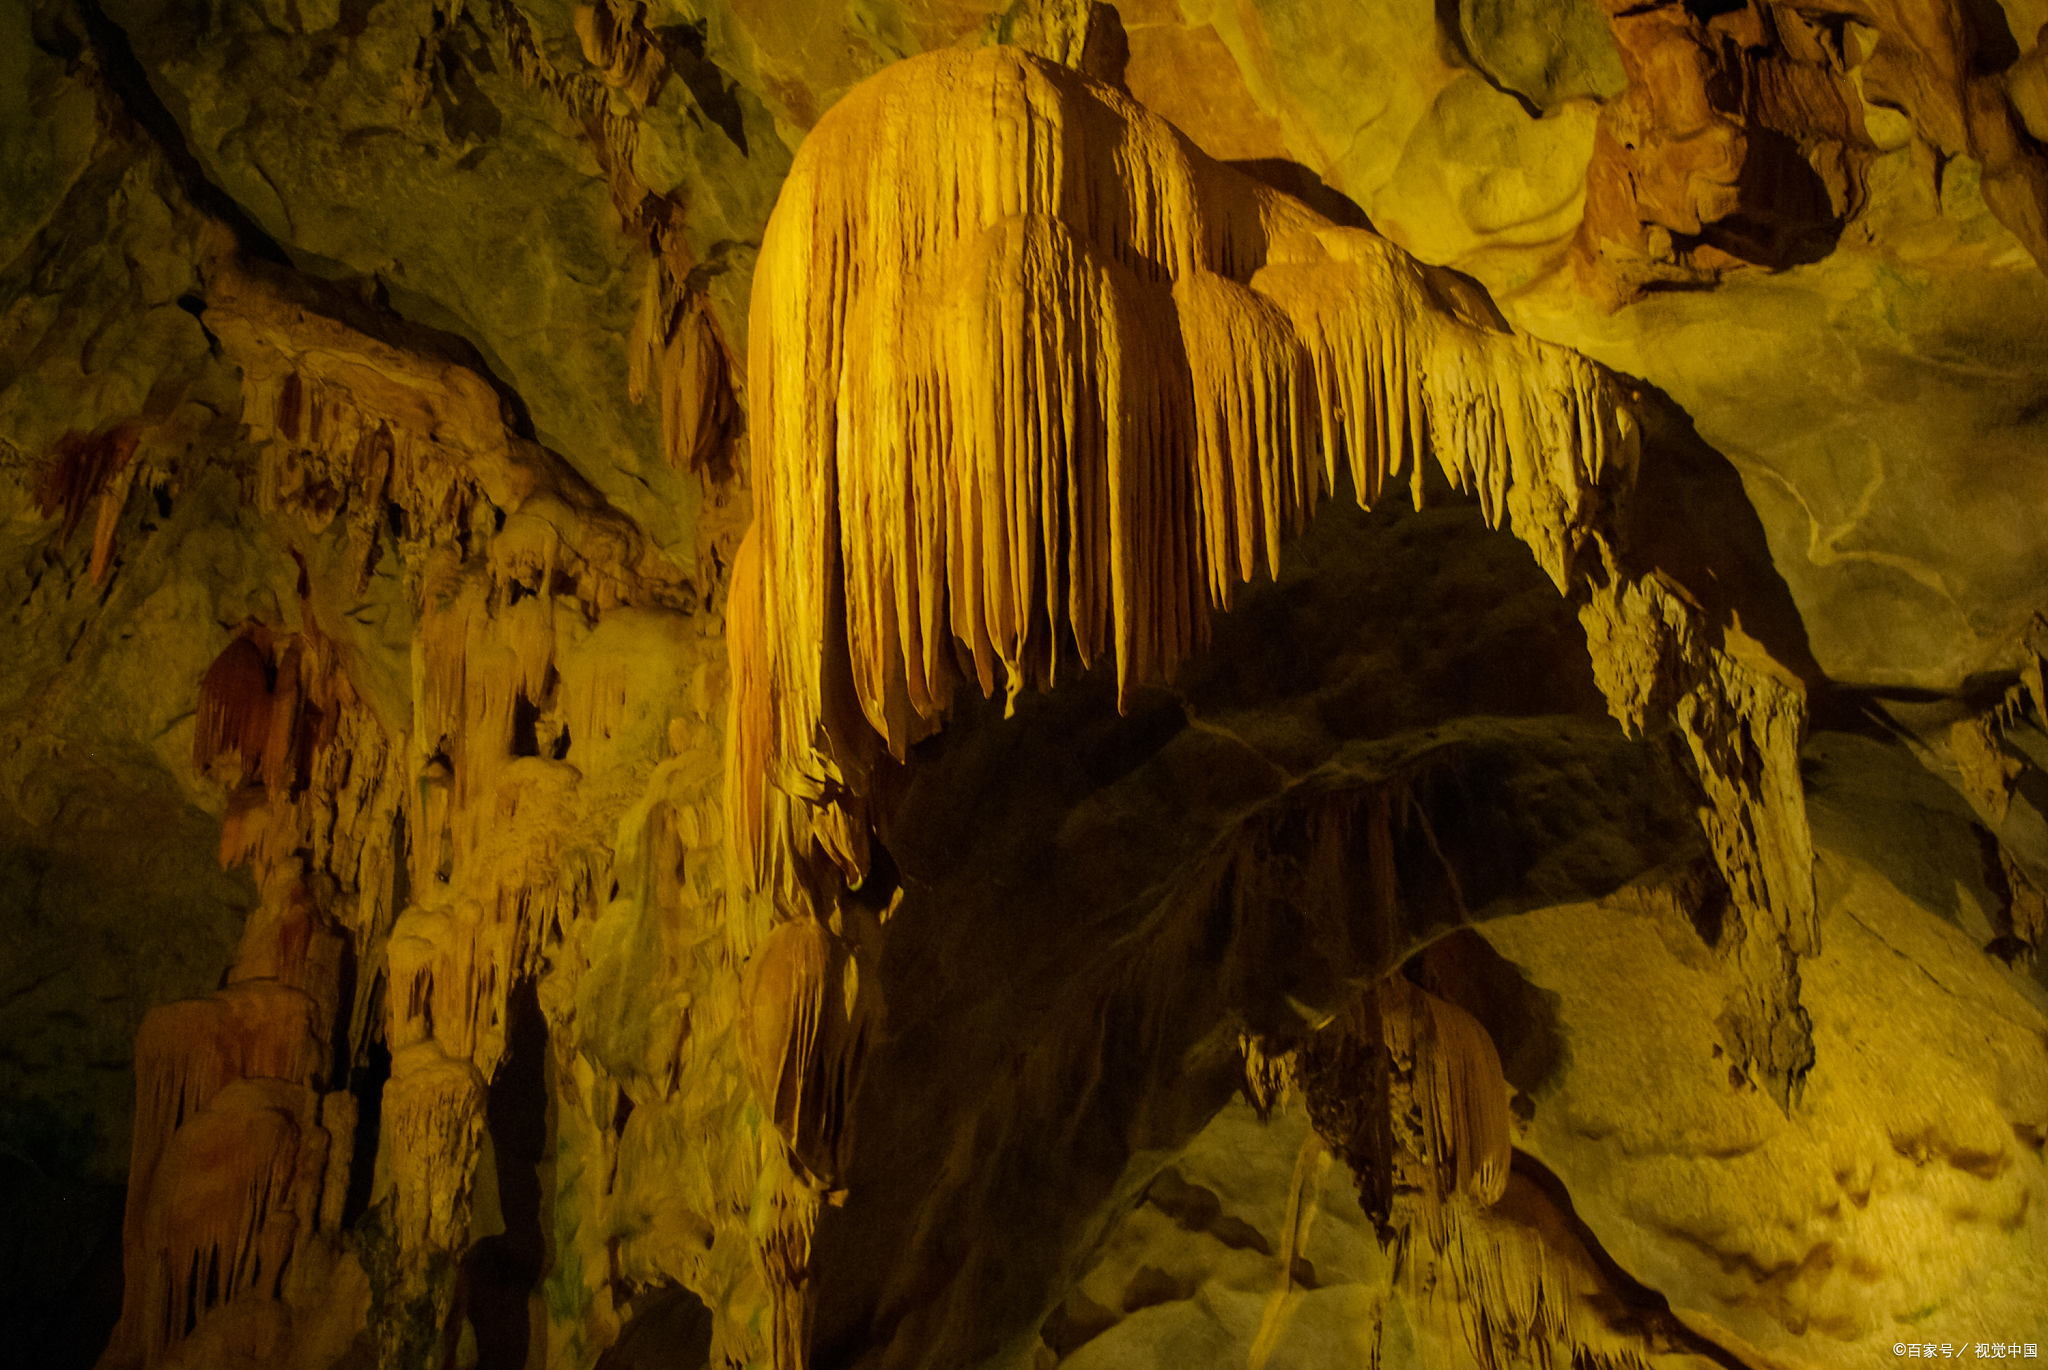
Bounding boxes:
[259,637,305,796]
[315,1092,356,1236]
[1954,711,2024,821]
[89,460,133,585]
[241,353,480,565]
[1238,1032,1298,1122]
[2000,848,2047,958]
[727,526,774,892]
[1428,1202,1576,1370]
[194,636,274,785]
[1579,575,1817,1101]
[1299,976,1510,1242]
[626,255,741,481]
[658,298,736,478]
[1173,268,1316,607]
[203,263,525,589]
[218,785,270,870]
[490,0,605,122]
[1395,979,1511,1225]
[731,44,1723,915]
[1292,974,1660,1370]
[384,1042,488,1252]
[574,1,667,122]
[713,50,1833,1370]
[2023,614,2048,726]
[182,131,737,1370]
[103,873,336,1370]
[132,1079,315,1365]
[33,425,140,582]
[738,914,869,1191]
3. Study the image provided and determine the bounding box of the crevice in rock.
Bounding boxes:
[69,0,293,268]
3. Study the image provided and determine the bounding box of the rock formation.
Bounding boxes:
[1,1,2044,1369]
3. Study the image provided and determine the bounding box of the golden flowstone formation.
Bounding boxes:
[734,46,1644,865]
[722,41,1819,1370]
[94,39,1837,1370]
[731,38,1813,1114]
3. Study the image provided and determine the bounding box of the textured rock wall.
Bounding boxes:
[1,0,2045,1368]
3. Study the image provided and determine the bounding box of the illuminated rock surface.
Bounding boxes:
[0,0,2044,1367]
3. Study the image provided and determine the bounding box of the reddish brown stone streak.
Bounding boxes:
[194,629,327,797]
[1576,0,2048,306]
[32,425,141,581]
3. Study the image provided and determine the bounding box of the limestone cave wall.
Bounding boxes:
[1,1,2045,1368]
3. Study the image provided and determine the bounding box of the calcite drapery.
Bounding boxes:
[731,44,1816,1104]
[1298,976,1513,1243]
[738,47,1636,829]
[710,45,1830,1369]
[31,425,141,584]
[99,878,346,1370]
[737,912,871,1192]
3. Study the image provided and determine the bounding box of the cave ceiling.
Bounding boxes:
[1,0,2046,1368]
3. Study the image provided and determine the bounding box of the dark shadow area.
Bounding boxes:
[341,1039,391,1231]
[1177,463,1616,779]
[1959,0,2021,74]
[458,978,549,1370]
[1614,379,1826,693]
[655,19,750,153]
[595,1283,714,1369]
[1704,127,1845,269]
[1805,685,1935,738]
[1077,1,1130,91]
[433,20,505,146]
[61,0,292,266]
[1225,158,1374,231]
[808,474,1713,1368]
[511,691,543,758]
[331,934,360,1094]
[1800,728,2004,933]
[1429,0,1545,120]
[1413,927,1567,1098]
[0,1142,126,1370]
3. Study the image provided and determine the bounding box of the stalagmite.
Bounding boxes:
[1285,972,1640,1370]
[1246,1131,1330,1370]
[1428,1195,1579,1370]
